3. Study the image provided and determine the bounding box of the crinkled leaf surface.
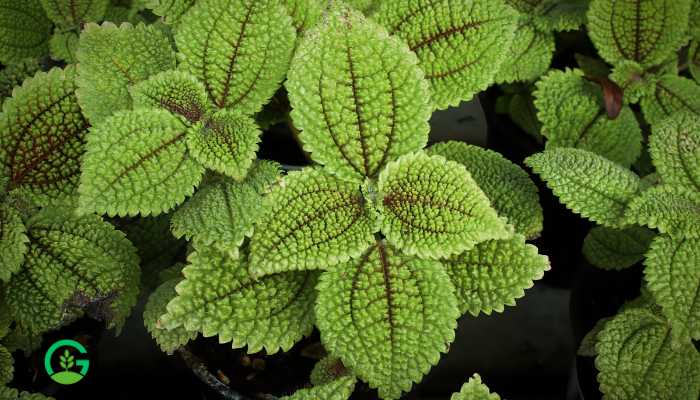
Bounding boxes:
[494,20,554,84]
[0,344,11,385]
[283,0,323,33]
[287,7,430,182]
[450,374,500,400]
[506,0,590,32]
[0,204,28,282]
[131,70,209,124]
[49,31,79,63]
[582,226,655,270]
[161,246,318,353]
[76,22,176,124]
[315,241,459,400]
[40,0,108,27]
[143,277,196,354]
[0,0,52,64]
[640,75,700,126]
[310,357,350,386]
[375,0,518,109]
[377,152,511,259]
[0,387,54,400]
[176,0,295,114]
[689,41,700,83]
[625,186,700,238]
[249,168,376,276]
[526,148,641,227]
[0,58,41,100]
[78,108,205,217]
[649,112,700,192]
[578,317,611,357]
[146,0,196,25]
[280,375,356,400]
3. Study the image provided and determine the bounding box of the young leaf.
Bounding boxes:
[533,69,642,167]
[40,0,108,27]
[79,109,205,217]
[640,75,700,126]
[494,21,555,84]
[249,168,377,277]
[625,186,700,238]
[143,277,197,354]
[315,241,459,400]
[310,357,349,386]
[0,66,89,205]
[0,0,52,64]
[161,246,318,353]
[0,344,12,385]
[427,142,543,239]
[283,0,323,33]
[176,0,296,114]
[130,70,209,123]
[525,148,642,228]
[648,112,700,192]
[375,0,518,109]
[76,22,176,124]
[450,374,500,400]
[595,306,700,400]
[280,375,356,400]
[0,204,28,282]
[377,152,511,259]
[587,0,692,68]
[0,58,41,99]
[286,6,430,182]
[582,226,656,270]
[49,31,79,63]
[146,0,196,25]
[443,235,549,316]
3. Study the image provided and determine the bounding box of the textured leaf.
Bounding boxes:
[494,21,554,84]
[176,0,296,114]
[640,75,700,126]
[692,0,700,39]
[0,204,28,282]
[186,110,261,180]
[286,7,430,182]
[40,0,108,26]
[443,235,549,316]
[161,246,318,353]
[648,112,700,192]
[645,235,700,341]
[0,66,89,205]
[450,374,500,400]
[310,357,350,386]
[0,325,42,355]
[0,0,52,64]
[690,41,700,83]
[427,141,543,239]
[315,241,459,399]
[587,0,692,68]
[0,387,54,400]
[130,70,208,123]
[525,148,641,227]
[595,306,700,400]
[146,0,195,25]
[249,168,377,276]
[609,60,661,104]
[78,108,205,217]
[533,69,642,167]
[508,92,543,140]
[280,375,356,400]
[283,0,323,33]
[0,59,41,100]
[375,0,518,109]
[582,226,656,270]
[625,186,700,238]
[49,31,79,63]
[577,317,611,357]
[377,152,511,259]
[0,344,11,385]
[76,22,176,124]
[506,0,590,32]
[143,278,196,354]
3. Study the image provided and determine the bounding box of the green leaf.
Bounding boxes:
[645,235,700,341]
[186,110,261,180]
[494,20,554,84]
[443,235,549,316]
[0,204,28,282]
[146,0,196,26]
[0,66,89,205]
[377,152,511,259]
[690,41,700,83]
[176,0,296,114]
[691,0,700,39]
[78,108,205,217]
[577,317,611,357]
[249,168,377,276]
[648,112,700,192]
[582,226,655,270]
[507,92,543,141]
[40,0,108,26]
[280,375,356,400]
[533,69,642,167]
[171,161,280,250]
[76,22,176,124]
[315,241,459,400]
[595,306,700,400]
[143,277,197,354]
[283,0,323,33]
[375,0,518,110]
[0,325,42,355]
[0,387,54,400]
[310,357,349,386]
[286,7,430,183]
[587,0,692,68]
[130,70,209,123]
[506,0,590,32]
[0,0,52,64]
[161,246,318,353]
[625,186,700,238]
[49,31,79,63]
[525,148,642,227]
[0,344,12,385]
[0,59,41,100]
[640,75,700,126]
[450,374,500,400]
[427,141,543,239]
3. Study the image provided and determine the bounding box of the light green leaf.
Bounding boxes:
[76,22,176,124]
[161,246,318,353]
[587,0,692,68]
[609,60,662,104]
[0,58,41,100]
[377,152,511,259]
[310,357,349,386]
[130,70,209,123]
[427,141,543,239]
[533,69,642,167]
[450,374,500,400]
[595,306,700,400]
[146,0,196,25]
[506,0,590,32]
[286,6,430,182]
[0,387,54,400]
[143,277,197,354]
[582,226,656,270]
[690,41,700,83]
[525,148,642,227]
[0,204,28,282]
[0,66,89,205]
[625,186,700,238]
[49,31,79,63]
[315,241,459,400]
[640,75,700,126]
[283,0,323,33]
[648,112,700,192]
[280,375,356,400]
[40,0,108,26]
[176,0,296,114]
[0,0,52,64]
[375,0,518,110]
[249,168,377,277]
[0,344,12,385]
[494,20,555,84]
[443,235,549,316]
[691,0,700,39]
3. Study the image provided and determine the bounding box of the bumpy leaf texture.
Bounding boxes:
[143,277,197,354]
[40,0,108,27]
[640,75,700,126]
[315,241,459,400]
[78,108,205,217]
[0,204,28,282]
[533,69,642,167]
[582,226,655,270]
[0,66,89,205]
[283,0,323,33]
[625,186,700,238]
[505,0,590,32]
[450,374,500,400]
[649,112,700,192]
[49,31,79,63]
[526,148,641,227]
[310,357,349,386]
[286,6,430,182]
[161,246,318,353]
[377,152,511,259]
[0,344,12,385]
[690,41,700,83]
[280,375,356,400]
[76,22,176,124]
[0,387,54,400]
[176,0,296,114]
[595,306,700,400]
[146,0,196,25]
[375,0,518,109]
[249,168,377,276]
[0,58,41,100]
[587,0,692,68]
[131,70,209,124]
[0,0,52,64]
[494,20,554,83]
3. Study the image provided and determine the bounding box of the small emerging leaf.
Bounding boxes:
[280,375,356,400]
[450,373,500,400]
[582,226,656,270]
[143,277,197,354]
[131,70,209,123]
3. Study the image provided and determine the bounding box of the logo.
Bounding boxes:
[44,339,90,385]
